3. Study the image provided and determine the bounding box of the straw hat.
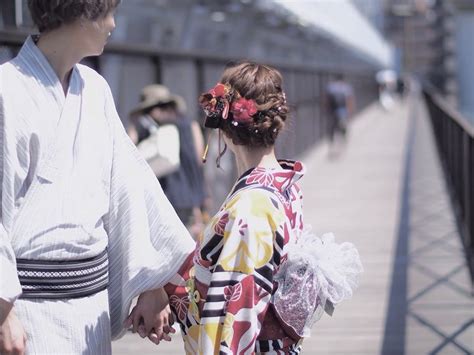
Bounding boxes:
[130,84,178,115]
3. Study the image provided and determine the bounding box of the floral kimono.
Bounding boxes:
[165,160,305,354]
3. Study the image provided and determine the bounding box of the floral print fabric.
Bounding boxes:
[165,160,305,354]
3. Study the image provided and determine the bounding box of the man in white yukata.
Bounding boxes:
[0,0,194,354]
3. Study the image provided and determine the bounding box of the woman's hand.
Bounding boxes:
[124,288,175,345]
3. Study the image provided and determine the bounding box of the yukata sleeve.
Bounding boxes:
[199,191,284,354]
[0,91,22,303]
[0,76,22,304]
[101,82,195,339]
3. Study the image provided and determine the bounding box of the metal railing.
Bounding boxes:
[423,87,474,283]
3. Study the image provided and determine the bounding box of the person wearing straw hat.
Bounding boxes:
[157,94,209,238]
[128,84,182,179]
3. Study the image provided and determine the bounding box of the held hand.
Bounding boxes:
[0,301,26,355]
[146,305,176,345]
[124,288,175,345]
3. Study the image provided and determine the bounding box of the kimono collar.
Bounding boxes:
[14,36,77,106]
[237,160,305,194]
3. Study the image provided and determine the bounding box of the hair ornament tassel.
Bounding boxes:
[216,130,227,168]
[202,130,214,163]
[222,100,230,120]
[202,142,210,164]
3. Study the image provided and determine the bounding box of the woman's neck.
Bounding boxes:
[234,145,281,176]
[36,29,82,94]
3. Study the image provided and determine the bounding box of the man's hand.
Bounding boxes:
[124,288,175,345]
[0,299,26,355]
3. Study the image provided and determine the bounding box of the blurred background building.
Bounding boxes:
[385,0,474,123]
[452,0,474,123]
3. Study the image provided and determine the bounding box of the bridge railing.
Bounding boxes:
[423,87,474,282]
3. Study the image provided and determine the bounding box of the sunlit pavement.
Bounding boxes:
[113,93,474,354]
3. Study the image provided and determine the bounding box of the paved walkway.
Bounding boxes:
[113,92,473,354]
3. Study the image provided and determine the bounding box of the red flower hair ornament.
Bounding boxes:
[199,82,259,128]
[209,83,227,97]
[231,98,258,124]
[199,83,262,166]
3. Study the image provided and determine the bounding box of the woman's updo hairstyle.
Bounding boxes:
[201,62,289,148]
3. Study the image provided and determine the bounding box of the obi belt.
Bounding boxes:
[16,249,109,299]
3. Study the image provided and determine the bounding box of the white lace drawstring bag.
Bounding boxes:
[272,226,363,338]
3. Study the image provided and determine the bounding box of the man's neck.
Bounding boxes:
[36,30,82,94]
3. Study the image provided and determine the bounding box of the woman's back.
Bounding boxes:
[165,161,305,354]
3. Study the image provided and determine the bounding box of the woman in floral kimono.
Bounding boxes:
[150,62,362,354]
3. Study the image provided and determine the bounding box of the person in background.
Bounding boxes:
[128,85,181,179]
[0,1,194,354]
[375,69,397,110]
[128,86,208,238]
[325,73,355,146]
[159,95,209,238]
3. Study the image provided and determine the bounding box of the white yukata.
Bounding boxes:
[0,36,195,354]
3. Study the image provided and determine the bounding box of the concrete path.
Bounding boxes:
[113,93,474,354]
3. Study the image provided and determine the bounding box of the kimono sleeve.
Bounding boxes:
[199,191,284,354]
[101,82,195,339]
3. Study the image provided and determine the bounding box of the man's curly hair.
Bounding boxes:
[28,0,121,33]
